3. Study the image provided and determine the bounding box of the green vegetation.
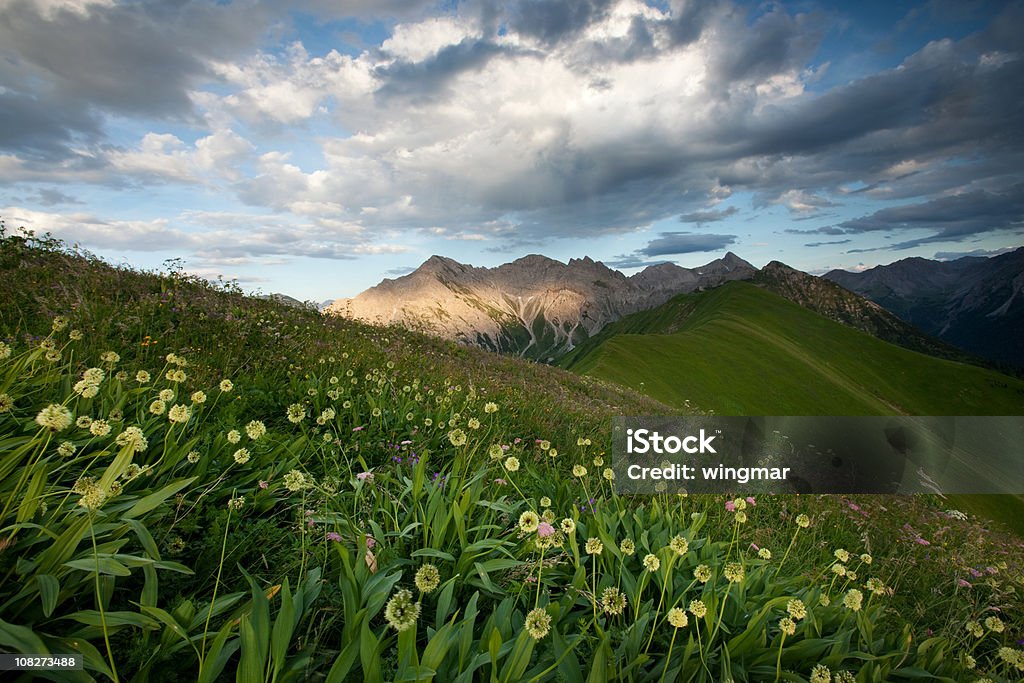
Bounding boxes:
[562,282,1024,416]
[1,229,1022,682]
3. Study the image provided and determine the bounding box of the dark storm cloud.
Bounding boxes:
[640,232,738,256]
[0,0,272,159]
[834,184,1024,247]
[506,0,616,44]
[679,207,739,224]
[804,239,851,248]
[376,39,533,100]
[710,5,824,83]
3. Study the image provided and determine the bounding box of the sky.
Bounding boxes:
[1,0,1022,301]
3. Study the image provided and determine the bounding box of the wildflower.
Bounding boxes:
[220,379,234,392]
[540,496,552,508]
[519,511,540,533]
[865,578,886,596]
[159,389,174,401]
[758,547,772,560]
[73,380,98,398]
[149,400,166,415]
[467,417,480,430]
[0,341,11,359]
[100,351,120,365]
[779,617,796,636]
[724,562,744,583]
[834,548,851,563]
[996,647,1018,665]
[733,497,747,511]
[326,531,342,542]
[283,469,307,491]
[601,587,627,616]
[187,451,201,464]
[355,471,374,484]
[415,564,441,593]
[245,420,266,440]
[560,518,576,534]
[735,511,747,523]
[810,664,831,683]
[548,448,558,458]
[786,599,807,620]
[572,465,587,477]
[984,616,1004,633]
[58,441,77,457]
[166,369,186,383]
[964,655,976,669]
[190,391,206,404]
[83,367,105,385]
[503,456,520,472]
[831,563,847,577]
[833,672,855,683]
[603,468,615,481]
[593,456,604,466]
[796,514,810,528]
[233,448,250,464]
[537,521,555,538]
[227,496,245,511]
[448,428,467,446]
[819,594,831,607]
[694,564,712,583]
[843,589,863,612]
[384,589,420,632]
[643,554,661,572]
[585,538,603,555]
[115,426,148,453]
[0,393,13,413]
[74,477,107,510]
[688,600,707,618]
[76,415,92,429]
[484,402,498,413]
[227,429,241,444]
[619,538,635,555]
[667,608,688,628]
[168,404,191,424]
[525,607,551,639]
[35,404,73,432]
[45,350,62,362]
[669,535,689,556]
[136,371,151,384]
[115,371,128,382]
[539,440,551,451]
[860,553,872,564]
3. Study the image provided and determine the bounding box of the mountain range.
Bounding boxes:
[825,247,1024,370]
[327,249,1022,369]
[326,252,756,360]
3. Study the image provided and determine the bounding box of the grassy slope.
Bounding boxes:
[563,281,1024,416]
[562,282,1024,531]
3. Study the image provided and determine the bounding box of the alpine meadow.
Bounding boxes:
[1,227,1022,682]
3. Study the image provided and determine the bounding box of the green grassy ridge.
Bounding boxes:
[562,281,1024,416]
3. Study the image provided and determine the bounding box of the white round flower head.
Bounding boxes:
[168,404,191,424]
[135,371,151,384]
[796,514,810,528]
[667,607,688,628]
[525,607,551,640]
[76,415,92,429]
[539,496,552,508]
[220,379,234,392]
[82,367,104,385]
[503,456,520,472]
[669,535,689,556]
[36,404,73,432]
[560,518,576,534]
[601,587,627,616]
[245,420,267,440]
[149,400,166,416]
[810,664,831,683]
[227,496,245,511]
[233,448,250,464]
[0,393,14,413]
[115,426,148,453]
[786,598,807,620]
[694,564,712,583]
[724,562,744,583]
[448,429,467,446]
[843,589,863,612]
[227,429,241,444]
[688,599,707,618]
[834,548,851,563]
[90,419,111,437]
[468,417,480,430]
[159,389,174,401]
[283,469,307,491]
[643,554,661,572]
[191,391,206,404]
[484,402,498,413]
[619,538,635,555]
[0,341,11,359]
[384,588,420,632]
[585,537,603,555]
[758,547,772,560]
[187,450,201,464]
[603,468,615,481]
[779,617,796,636]
[572,465,587,477]
[57,441,77,457]
[518,511,540,533]
[415,564,441,593]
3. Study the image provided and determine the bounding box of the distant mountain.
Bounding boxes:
[560,281,1024,416]
[326,252,756,360]
[753,261,977,365]
[825,248,1024,369]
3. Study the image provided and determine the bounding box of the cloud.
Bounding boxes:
[678,206,738,224]
[833,183,1024,248]
[639,232,738,256]
[804,239,851,248]
[604,255,672,269]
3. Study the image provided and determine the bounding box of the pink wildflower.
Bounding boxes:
[724,500,736,512]
[538,522,555,538]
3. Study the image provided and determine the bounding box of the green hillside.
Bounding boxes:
[561,281,1024,416]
